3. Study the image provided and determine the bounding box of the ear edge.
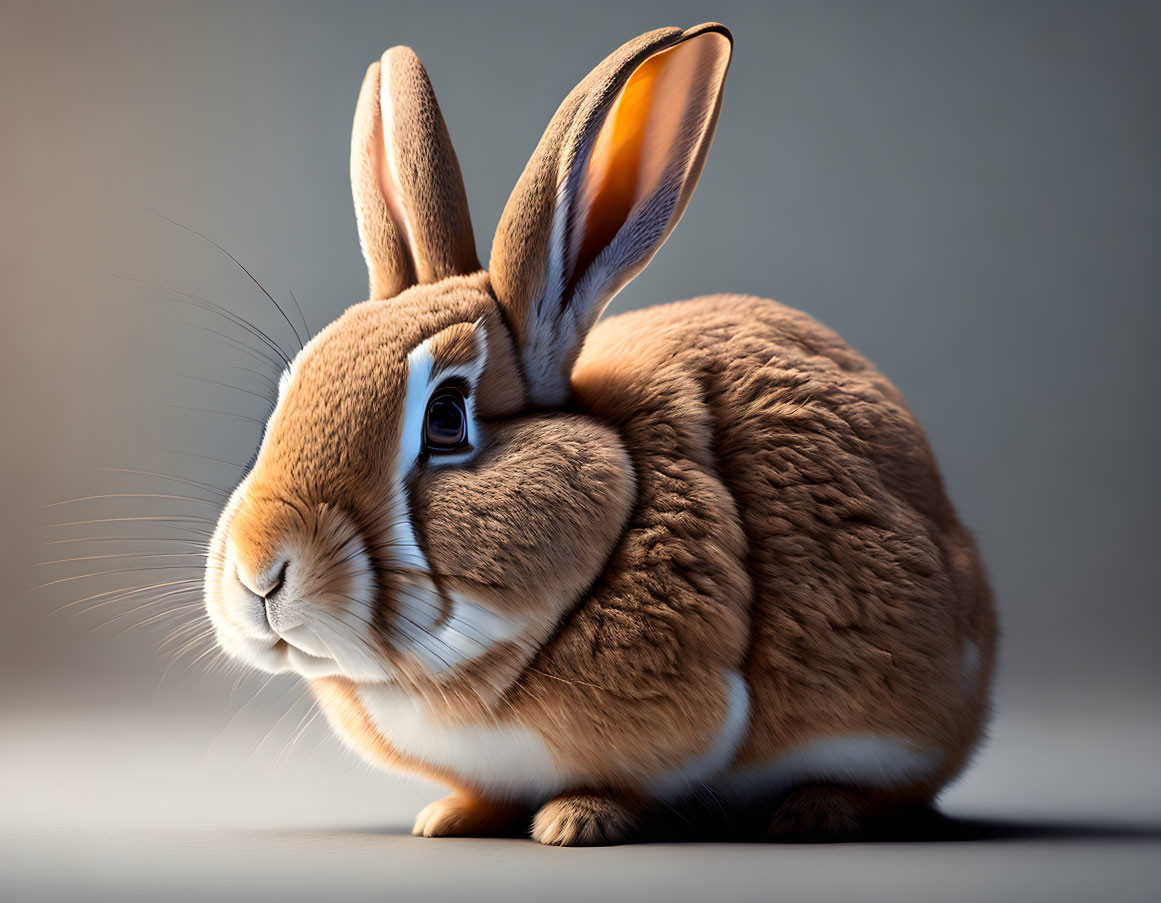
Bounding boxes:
[352,58,417,300]
[489,24,733,405]
[380,46,480,284]
[351,46,480,302]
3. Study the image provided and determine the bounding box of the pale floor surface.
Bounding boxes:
[3,702,1159,902]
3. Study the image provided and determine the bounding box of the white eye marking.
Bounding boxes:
[386,341,437,581]
[388,324,494,674]
[402,321,488,476]
[402,341,436,475]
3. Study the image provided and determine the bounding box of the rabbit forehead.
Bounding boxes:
[254,275,495,498]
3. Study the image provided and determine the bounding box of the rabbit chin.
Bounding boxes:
[210,617,399,683]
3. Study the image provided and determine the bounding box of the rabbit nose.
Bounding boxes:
[237,558,288,600]
[236,558,301,634]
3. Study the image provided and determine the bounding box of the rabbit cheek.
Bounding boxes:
[411,414,635,653]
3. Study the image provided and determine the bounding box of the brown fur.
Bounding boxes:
[490,24,731,403]
[204,23,996,845]
[352,48,478,301]
[427,321,481,375]
[570,296,995,799]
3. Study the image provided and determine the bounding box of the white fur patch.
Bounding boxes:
[391,342,436,574]
[377,62,418,258]
[646,670,750,802]
[718,733,944,804]
[426,592,528,673]
[358,684,570,803]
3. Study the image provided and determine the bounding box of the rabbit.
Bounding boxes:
[202,22,996,845]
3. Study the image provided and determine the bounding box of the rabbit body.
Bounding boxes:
[310,292,994,839]
[203,23,996,844]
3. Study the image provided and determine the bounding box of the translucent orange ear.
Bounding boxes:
[490,25,732,405]
[571,32,728,297]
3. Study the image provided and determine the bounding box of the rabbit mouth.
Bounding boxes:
[204,482,406,682]
[213,617,389,681]
[278,637,344,679]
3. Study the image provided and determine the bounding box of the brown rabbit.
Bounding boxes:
[203,22,995,845]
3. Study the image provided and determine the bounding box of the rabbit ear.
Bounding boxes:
[490,23,731,404]
[351,47,479,301]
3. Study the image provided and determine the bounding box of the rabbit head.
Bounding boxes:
[203,25,732,690]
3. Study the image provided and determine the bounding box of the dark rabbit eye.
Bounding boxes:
[425,387,468,452]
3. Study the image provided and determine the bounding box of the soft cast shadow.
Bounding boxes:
[653,807,1161,845]
[884,813,1161,844]
[336,810,1161,845]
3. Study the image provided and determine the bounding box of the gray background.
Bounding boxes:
[2,1,1158,900]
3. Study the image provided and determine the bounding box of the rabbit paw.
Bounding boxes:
[412,794,520,838]
[531,792,637,846]
[766,783,867,842]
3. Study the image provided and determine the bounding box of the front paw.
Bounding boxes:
[531,792,637,846]
[412,794,521,838]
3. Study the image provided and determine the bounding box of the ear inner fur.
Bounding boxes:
[351,59,416,300]
[380,47,479,284]
[351,47,479,302]
[489,23,732,405]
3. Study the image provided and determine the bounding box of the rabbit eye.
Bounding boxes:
[424,386,468,452]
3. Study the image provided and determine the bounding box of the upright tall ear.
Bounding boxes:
[489,24,731,405]
[351,47,479,301]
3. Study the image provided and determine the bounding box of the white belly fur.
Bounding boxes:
[718,734,944,804]
[358,683,573,804]
[357,672,942,806]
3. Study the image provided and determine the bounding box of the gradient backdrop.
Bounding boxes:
[2,1,1159,901]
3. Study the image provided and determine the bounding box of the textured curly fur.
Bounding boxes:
[203,23,995,845]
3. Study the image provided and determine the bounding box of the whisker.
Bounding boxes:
[168,319,286,374]
[114,271,295,365]
[34,564,205,591]
[182,640,226,676]
[59,577,202,613]
[156,447,246,470]
[35,551,206,567]
[47,515,211,532]
[66,582,203,620]
[84,467,229,499]
[44,493,220,509]
[143,207,306,350]
[179,373,272,403]
[159,620,217,650]
[251,688,312,762]
[225,366,279,391]
[286,288,311,342]
[168,404,268,427]
[203,672,281,760]
[106,596,205,632]
[43,536,209,547]
[274,705,322,770]
[525,666,612,694]
[334,590,467,671]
